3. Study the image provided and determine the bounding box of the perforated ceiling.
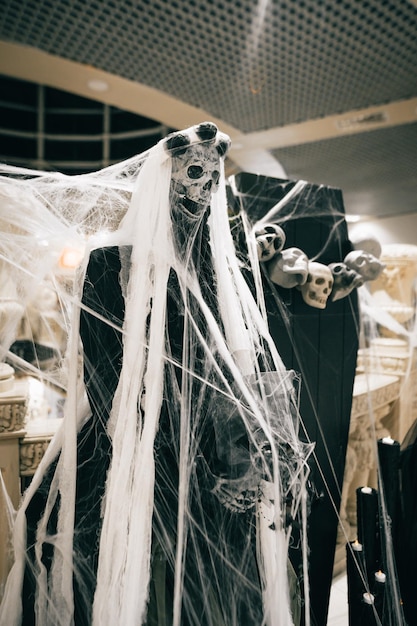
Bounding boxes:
[2,0,416,131]
[0,0,416,220]
[272,122,417,218]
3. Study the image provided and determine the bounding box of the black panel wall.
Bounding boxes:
[229,173,359,626]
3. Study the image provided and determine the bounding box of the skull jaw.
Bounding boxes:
[302,290,328,309]
[171,192,210,217]
[181,195,208,215]
[331,275,363,301]
[170,183,211,215]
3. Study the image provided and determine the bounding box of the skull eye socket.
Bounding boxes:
[315,277,325,285]
[213,170,220,184]
[187,165,204,179]
[333,265,343,273]
[274,236,284,250]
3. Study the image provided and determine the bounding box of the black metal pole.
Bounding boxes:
[356,486,380,582]
[346,540,366,625]
[373,570,386,623]
[377,437,406,626]
[377,437,401,558]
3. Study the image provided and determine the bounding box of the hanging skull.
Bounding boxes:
[329,262,364,301]
[253,223,286,262]
[165,122,230,214]
[299,262,334,309]
[344,250,385,282]
[267,247,309,288]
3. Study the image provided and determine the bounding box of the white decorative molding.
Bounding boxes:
[370,244,417,330]
[356,339,417,443]
[20,437,51,476]
[0,375,28,434]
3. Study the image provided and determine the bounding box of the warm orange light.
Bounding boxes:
[58,246,84,270]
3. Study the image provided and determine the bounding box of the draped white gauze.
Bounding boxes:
[0,123,312,626]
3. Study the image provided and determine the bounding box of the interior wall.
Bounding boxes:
[349,213,417,248]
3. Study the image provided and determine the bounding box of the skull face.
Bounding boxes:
[267,247,309,288]
[253,223,286,262]
[299,262,334,309]
[329,262,364,301]
[170,143,221,213]
[344,250,385,281]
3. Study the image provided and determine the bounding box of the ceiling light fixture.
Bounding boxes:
[87,79,109,92]
[345,214,363,223]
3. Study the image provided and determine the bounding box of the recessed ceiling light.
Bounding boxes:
[345,214,362,223]
[87,79,109,92]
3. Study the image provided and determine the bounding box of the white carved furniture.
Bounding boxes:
[334,243,417,576]
[370,243,417,331]
[0,365,28,597]
[357,338,417,443]
[0,371,62,599]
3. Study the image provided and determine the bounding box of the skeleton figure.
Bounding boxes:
[344,249,386,282]
[253,222,286,262]
[4,122,308,626]
[329,262,364,301]
[299,261,334,309]
[267,247,309,288]
[168,122,230,214]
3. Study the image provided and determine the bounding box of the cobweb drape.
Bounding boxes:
[0,124,312,626]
